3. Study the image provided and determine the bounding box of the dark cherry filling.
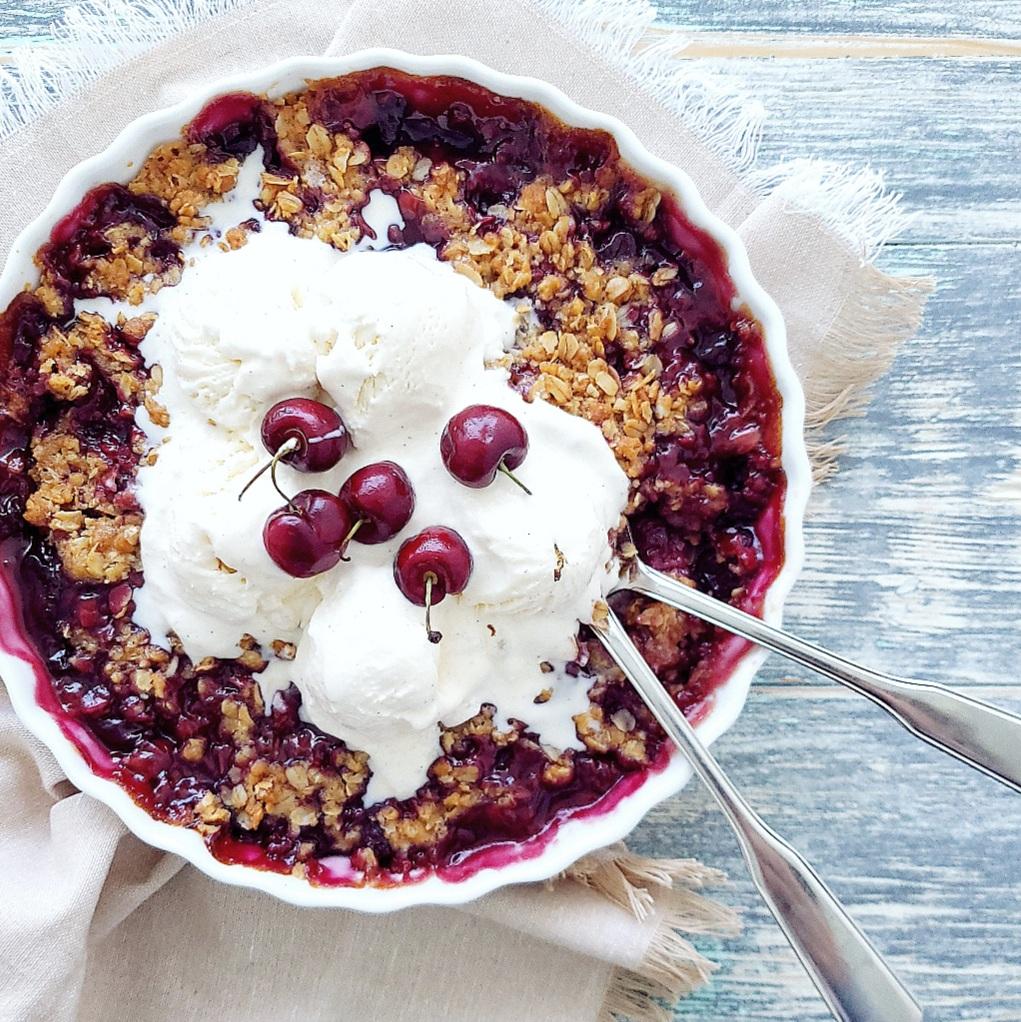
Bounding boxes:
[39,183,180,297]
[309,71,611,245]
[187,91,291,176]
[0,70,785,885]
[0,295,56,538]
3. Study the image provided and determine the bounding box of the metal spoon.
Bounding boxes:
[593,609,922,1022]
[615,556,1021,792]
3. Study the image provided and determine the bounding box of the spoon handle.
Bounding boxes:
[626,559,1021,793]
[596,611,921,1022]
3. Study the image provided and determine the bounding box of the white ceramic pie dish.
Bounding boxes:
[0,49,811,911]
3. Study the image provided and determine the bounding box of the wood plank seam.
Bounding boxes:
[645,28,1021,59]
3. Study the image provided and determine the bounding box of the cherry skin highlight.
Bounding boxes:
[394,526,473,643]
[263,489,353,578]
[241,398,350,503]
[261,397,349,473]
[339,461,415,545]
[440,404,530,493]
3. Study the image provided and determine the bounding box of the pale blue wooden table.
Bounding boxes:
[3,2,1020,1019]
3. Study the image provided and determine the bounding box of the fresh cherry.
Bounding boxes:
[263,489,353,578]
[440,404,531,494]
[262,398,349,471]
[240,398,349,502]
[394,526,473,643]
[339,461,415,546]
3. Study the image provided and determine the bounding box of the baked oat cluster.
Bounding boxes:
[0,70,783,883]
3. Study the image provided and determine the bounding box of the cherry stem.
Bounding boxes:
[339,517,364,561]
[498,460,532,496]
[424,571,442,644]
[238,437,299,506]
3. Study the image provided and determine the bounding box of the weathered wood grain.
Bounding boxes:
[632,684,1021,1021]
[685,58,1021,245]
[657,0,1021,40]
[6,0,1021,43]
[671,34,1021,58]
[2,3,1020,1022]
[789,241,1021,689]
[0,1,67,47]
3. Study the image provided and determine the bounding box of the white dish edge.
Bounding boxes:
[0,49,812,912]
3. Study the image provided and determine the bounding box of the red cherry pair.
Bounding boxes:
[263,462,414,579]
[248,398,415,578]
[266,512,472,645]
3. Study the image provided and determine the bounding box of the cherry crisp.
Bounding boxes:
[0,70,784,885]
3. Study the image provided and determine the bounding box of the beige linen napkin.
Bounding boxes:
[0,2,930,1020]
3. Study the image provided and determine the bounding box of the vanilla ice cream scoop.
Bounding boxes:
[315,246,515,446]
[293,565,445,802]
[132,226,348,659]
[131,417,324,657]
[131,220,630,801]
[159,226,340,436]
[461,393,627,623]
